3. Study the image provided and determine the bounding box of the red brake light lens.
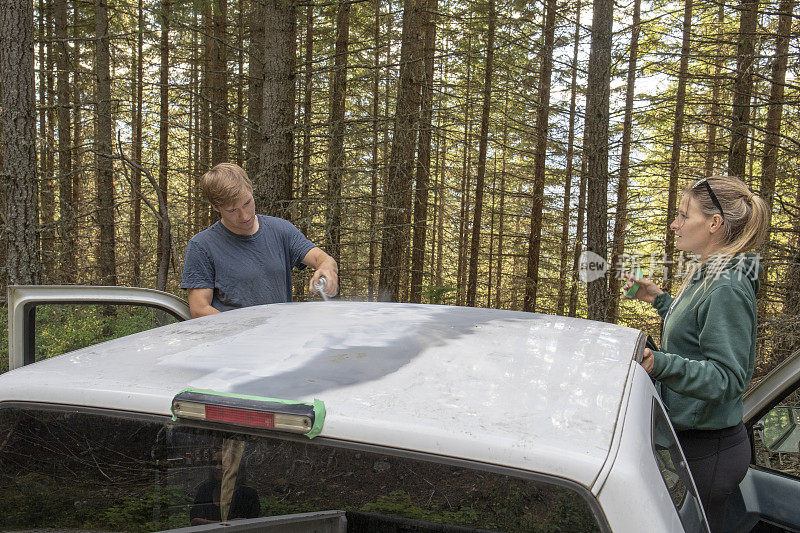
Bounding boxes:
[205,405,275,429]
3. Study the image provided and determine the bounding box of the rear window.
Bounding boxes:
[0,406,604,532]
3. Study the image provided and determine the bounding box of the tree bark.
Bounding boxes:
[557,0,582,316]
[1,0,42,285]
[55,0,74,283]
[72,1,83,272]
[465,0,495,307]
[94,0,116,285]
[211,0,228,165]
[369,0,381,300]
[760,0,792,215]
[569,156,588,317]
[704,0,725,177]
[247,0,265,178]
[758,0,793,314]
[41,0,55,277]
[495,92,508,308]
[325,0,351,265]
[410,0,438,303]
[156,0,171,291]
[256,0,295,218]
[663,0,692,294]
[131,0,143,285]
[523,0,556,312]
[585,0,614,321]
[377,0,426,302]
[608,0,641,322]
[728,0,759,178]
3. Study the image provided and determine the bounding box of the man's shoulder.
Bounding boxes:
[188,222,226,244]
[257,214,294,227]
[256,214,303,235]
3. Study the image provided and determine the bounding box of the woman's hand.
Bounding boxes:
[641,348,654,374]
[620,273,665,304]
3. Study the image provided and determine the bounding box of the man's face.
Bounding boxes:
[215,192,257,235]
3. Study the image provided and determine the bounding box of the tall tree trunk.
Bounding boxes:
[728,0,759,178]
[758,0,793,313]
[608,0,641,322]
[41,0,55,278]
[325,0,350,265]
[557,0,582,316]
[72,1,83,276]
[94,0,116,285]
[569,156,588,317]
[466,0,495,307]
[523,0,556,312]
[235,0,244,167]
[377,0,426,302]
[256,0,295,218]
[55,0,74,283]
[664,0,692,294]
[211,0,228,165]
[584,0,614,321]
[131,0,143,285]
[199,4,211,219]
[495,92,508,308]
[760,0,792,214]
[295,2,313,301]
[457,30,473,305]
[410,0,438,303]
[704,0,725,177]
[1,0,42,284]
[156,0,171,291]
[434,83,446,289]
[247,0,265,178]
[369,0,380,300]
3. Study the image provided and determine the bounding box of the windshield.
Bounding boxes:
[0,406,604,532]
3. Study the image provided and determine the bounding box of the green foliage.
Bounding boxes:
[0,475,190,532]
[101,486,191,532]
[422,285,457,305]
[34,304,175,361]
[361,489,479,527]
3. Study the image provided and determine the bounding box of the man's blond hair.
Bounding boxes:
[200,163,253,208]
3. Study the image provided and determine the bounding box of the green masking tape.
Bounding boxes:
[172,387,326,439]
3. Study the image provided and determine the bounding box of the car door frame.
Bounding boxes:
[725,349,800,532]
[7,285,191,370]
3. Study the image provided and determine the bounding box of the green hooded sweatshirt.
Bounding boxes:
[651,253,762,431]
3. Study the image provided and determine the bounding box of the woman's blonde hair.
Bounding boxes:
[678,175,770,296]
[200,163,253,208]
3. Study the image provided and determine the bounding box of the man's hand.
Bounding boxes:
[302,247,339,296]
[187,288,220,318]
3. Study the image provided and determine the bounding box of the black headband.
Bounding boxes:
[693,178,725,224]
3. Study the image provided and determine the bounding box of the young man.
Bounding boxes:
[181,163,338,318]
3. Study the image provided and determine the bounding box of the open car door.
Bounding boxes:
[7,285,190,370]
[725,350,800,532]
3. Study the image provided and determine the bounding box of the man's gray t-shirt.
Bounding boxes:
[181,215,316,311]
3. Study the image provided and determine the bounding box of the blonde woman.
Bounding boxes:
[622,176,770,532]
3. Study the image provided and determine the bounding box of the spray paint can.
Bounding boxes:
[313,276,337,300]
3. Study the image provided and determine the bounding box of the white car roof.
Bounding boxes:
[0,301,643,487]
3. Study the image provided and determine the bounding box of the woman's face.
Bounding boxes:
[670,195,722,259]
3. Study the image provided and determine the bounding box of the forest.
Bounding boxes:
[0,0,798,378]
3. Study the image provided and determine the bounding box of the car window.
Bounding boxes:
[652,399,708,533]
[753,386,800,478]
[0,406,605,532]
[33,303,179,361]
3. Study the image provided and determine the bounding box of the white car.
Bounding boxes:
[0,286,797,532]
